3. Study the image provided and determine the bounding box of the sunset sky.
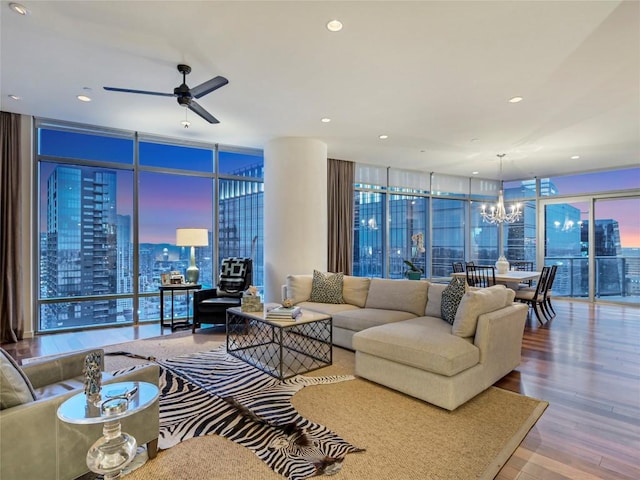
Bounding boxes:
[39,158,639,247]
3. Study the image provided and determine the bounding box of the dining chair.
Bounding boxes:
[465,265,496,288]
[510,261,535,286]
[514,265,552,324]
[452,262,465,273]
[542,265,558,319]
[510,261,534,271]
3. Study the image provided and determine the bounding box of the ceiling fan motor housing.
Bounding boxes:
[177,96,192,106]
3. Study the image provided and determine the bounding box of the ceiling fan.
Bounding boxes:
[103,64,228,124]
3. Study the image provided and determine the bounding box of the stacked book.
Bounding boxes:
[266,305,303,321]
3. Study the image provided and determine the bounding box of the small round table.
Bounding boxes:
[57,381,159,480]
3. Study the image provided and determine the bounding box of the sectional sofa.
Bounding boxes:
[282,274,528,410]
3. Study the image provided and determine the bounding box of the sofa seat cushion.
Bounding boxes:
[198,296,241,312]
[364,278,429,316]
[333,308,417,332]
[353,317,480,377]
[296,301,360,316]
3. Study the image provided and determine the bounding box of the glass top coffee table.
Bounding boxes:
[226,307,332,381]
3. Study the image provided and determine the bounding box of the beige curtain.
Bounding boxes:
[327,158,354,275]
[0,112,23,342]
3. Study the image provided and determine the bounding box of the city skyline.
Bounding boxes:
[40,162,639,247]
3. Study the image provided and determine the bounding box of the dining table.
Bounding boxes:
[451,270,541,288]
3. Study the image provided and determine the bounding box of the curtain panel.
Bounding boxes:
[0,111,23,342]
[327,158,354,275]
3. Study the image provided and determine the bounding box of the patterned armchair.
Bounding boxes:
[193,257,253,331]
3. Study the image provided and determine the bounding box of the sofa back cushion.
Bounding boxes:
[364,278,429,316]
[285,274,313,304]
[452,284,511,338]
[286,274,371,307]
[342,276,371,307]
[425,283,447,318]
[0,348,36,409]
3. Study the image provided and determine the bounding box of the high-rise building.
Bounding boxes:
[44,166,118,328]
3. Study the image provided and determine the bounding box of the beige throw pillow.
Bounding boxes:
[452,284,509,338]
[0,348,36,410]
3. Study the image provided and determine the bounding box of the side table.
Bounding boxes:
[57,381,159,480]
[159,284,201,331]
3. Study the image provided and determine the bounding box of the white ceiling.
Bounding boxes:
[1,0,638,181]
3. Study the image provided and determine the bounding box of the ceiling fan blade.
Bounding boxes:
[188,100,219,124]
[103,86,175,97]
[190,76,229,99]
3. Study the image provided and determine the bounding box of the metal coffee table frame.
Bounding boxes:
[226,307,332,381]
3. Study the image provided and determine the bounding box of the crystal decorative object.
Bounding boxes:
[86,398,137,480]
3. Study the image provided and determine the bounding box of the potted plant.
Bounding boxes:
[403,260,424,280]
[404,232,426,280]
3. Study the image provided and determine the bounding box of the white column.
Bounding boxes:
[264,137,327,302]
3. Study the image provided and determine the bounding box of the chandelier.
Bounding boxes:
[480,154,522,224]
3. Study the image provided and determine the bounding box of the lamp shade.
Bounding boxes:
[176,228,209,247]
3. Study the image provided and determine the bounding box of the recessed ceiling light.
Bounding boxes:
[472,171,479,175]
[571,155,580,159]
[76,95,91,102]
[508,96,523,103]
[326,19,343,32]
[8,94,21,100]
[9,2,29,15]
[378,134,389,140]
[321,117,331,123]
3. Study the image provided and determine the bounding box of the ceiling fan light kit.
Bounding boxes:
[103,64,228,124]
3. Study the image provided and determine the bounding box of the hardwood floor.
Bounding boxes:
[2,300,639,480]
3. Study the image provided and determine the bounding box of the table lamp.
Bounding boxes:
[176,228,209,284]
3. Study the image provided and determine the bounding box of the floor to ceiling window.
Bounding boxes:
[352,163,639,308]
[218,148,264,287]
[503,179,537,268]
[388,169,430,279]
[36,120,263,332]
[541,193,639,305]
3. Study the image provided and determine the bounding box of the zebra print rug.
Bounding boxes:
[117,346,363,480]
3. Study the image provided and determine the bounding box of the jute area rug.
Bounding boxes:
[103,331,547,480]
